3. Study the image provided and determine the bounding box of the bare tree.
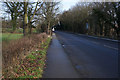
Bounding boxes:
[59,2,119,39]
[4,2,22,31]
[41,1,60,35]
[23,1,44,36]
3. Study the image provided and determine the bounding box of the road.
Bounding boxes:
[55,31,118,78]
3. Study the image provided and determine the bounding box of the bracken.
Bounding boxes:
[2,33,48,77]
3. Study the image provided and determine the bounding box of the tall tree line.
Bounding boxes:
[3,0,59,36]
[59,2,120,39]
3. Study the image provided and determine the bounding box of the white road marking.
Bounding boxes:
[78,34,119,42]
[103,45,118,50]
[101,38,118,42]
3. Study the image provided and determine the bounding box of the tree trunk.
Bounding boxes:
[100,21,103,36]
[116,29,120,40]
[47,22,51,35]
[23,2,28,36]
[23,16,25,36]
[11,13,17,32]
[29,22,32,34]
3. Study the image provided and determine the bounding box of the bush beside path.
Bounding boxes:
[2,33,51,78]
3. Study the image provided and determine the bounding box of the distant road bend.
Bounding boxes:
[55,31,118,78]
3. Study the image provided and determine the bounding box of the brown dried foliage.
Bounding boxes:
[2,33,48,77]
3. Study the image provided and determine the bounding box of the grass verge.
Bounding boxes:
[2,33,51,78]
[11,37,51,78]
[1,33,23,42]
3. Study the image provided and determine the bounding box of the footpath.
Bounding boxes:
[43,33,79,78]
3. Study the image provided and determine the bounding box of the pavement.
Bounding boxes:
[55,31,118,78]
[43,33,79,78]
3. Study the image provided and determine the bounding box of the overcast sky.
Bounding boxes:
[0,0,79,18]
[0,0,119,18]
[61,0,79,11]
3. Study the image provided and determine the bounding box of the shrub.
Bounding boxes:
[2,33,48,77]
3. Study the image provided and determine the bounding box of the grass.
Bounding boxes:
[12,37,51,78]
[1,28,37,42]
[1,33,23,42]
[2,28,23,33]
[2,33,49,78]
[2,28,37,34]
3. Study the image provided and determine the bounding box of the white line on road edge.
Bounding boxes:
[78,34,119,42]
[101,38,118,42]
[103,45,118,50]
